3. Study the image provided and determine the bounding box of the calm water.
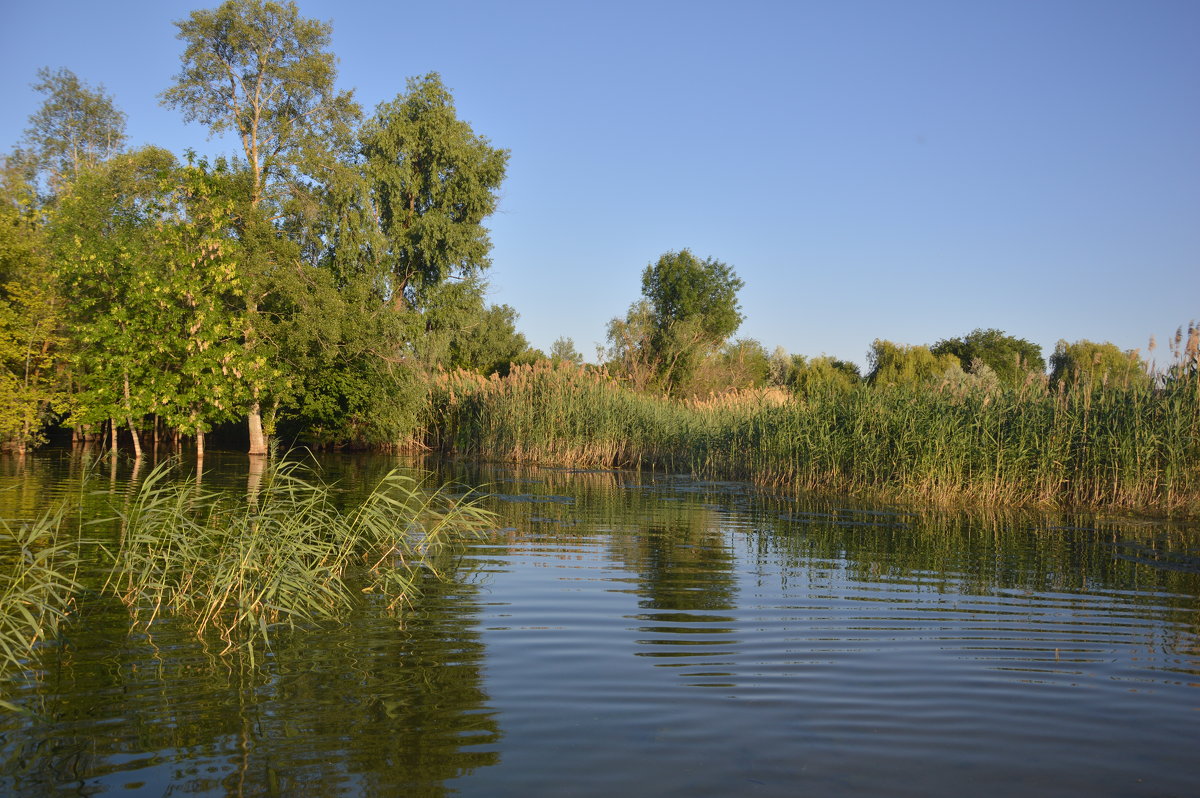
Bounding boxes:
[1,449,1198,797]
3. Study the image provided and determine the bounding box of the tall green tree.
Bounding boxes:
[51,147,179,456]
[359,72,509,310]
[162,0,359,455]
[624,249,743,393]
[931,328,1045,386]
[21,67,127,194]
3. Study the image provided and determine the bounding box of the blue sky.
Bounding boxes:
[2,0,1197,371]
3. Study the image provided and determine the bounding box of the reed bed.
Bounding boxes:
[424,362,1200,515]
[105,458,497,653]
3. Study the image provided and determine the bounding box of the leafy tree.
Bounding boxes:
[51,147,179,456]
[931,328,1045,386]
[550,337,584,366]
[787,355,862,396]
[21,67,126,193]
[694,337,771,394]
[1049,339,1150,387]
[866,340,959,387]
[0,165,63,451]
[162,0,358,208]
[359,72,509,310]
[642,249,743,346]
[620,249,743,393]
[407,276,538,376]
[162,0,360,454]
[604,299,658,392]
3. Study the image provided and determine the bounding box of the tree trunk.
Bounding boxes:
[110,418,118,459]
[196,428,205,459]
[248,402,267,456]
[123,373,142,459]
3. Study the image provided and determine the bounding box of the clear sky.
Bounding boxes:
[2,0,1197,371]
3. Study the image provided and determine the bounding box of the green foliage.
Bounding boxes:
[931,328,1045,386]
[693,338,771,394]
[22,66,127,193]
[550,337,585,366]
[0,168,64,450]
[161,0,359,208]
[1050,339,1150,388]
[787,355,862,396]
[359,73,509,308]
[641,250,744,345]
[867,339,959,386]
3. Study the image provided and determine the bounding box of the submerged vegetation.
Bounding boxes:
[426,358,1200,516]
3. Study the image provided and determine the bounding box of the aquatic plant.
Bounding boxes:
[106,458,497,652]
[0,504,80,681]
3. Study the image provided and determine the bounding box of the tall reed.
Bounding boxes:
[0,504,80,682]
[424,362,1200,515]
[106,458,497,652]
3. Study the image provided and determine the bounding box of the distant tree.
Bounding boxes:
[788,355,862,396]
[635,249,744,393]
[1049,339,1150,388]
[550,337,584,366]
[642,249,743,347]
[931,328,1045,386]
[359,72,509,310]
[22,67,126,193]
[450,304,541,376]
[705,338,771,392]
[867,340,959,387]
[604,299,658,391]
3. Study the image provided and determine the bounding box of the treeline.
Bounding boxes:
[1,1,538,455]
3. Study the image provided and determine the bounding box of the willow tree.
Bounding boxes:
[162,0,358,455]
[359,72,509,311]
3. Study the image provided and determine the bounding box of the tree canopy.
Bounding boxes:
[930,328,1045,386]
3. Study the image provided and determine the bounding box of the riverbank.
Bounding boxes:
[423,362,1200,517]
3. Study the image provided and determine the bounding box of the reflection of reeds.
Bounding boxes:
[424,362,1200,515]
[106,458,497,653]
[0,504,80,682]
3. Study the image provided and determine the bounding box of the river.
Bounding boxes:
[1,449,1198,796]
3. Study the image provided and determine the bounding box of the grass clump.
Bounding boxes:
[0,505,80,680]
[106,458,496,653]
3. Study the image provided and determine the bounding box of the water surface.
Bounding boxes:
[2,450,1198,796]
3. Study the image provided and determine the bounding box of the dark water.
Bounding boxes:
[2,449,1198,796]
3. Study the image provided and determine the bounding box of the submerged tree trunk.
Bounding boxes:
[123,373,142,459]
[248,402,267,456]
